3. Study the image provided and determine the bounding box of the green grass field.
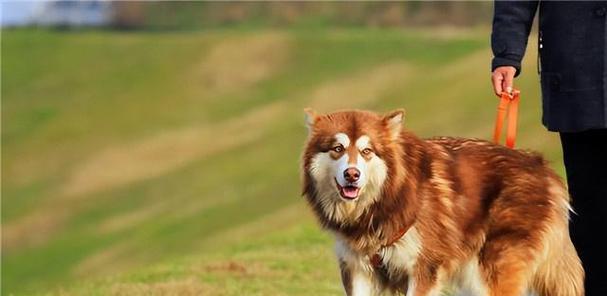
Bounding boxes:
[2,27,562,295]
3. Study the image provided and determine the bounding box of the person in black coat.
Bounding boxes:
[491,1,607,295]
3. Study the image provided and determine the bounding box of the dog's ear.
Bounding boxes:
[304,108,318,131]
[383,109,405,140]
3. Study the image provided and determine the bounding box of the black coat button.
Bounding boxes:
[595,7,606,17]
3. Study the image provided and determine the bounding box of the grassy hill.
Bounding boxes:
[1,27,561,295]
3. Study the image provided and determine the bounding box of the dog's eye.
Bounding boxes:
[332,145,344,153]
[362,148,373,155]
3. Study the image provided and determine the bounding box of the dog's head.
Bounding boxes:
[301,109,405,222]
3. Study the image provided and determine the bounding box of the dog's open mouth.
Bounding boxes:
[335,179,360,200]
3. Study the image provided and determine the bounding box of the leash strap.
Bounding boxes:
[493,90,520,148]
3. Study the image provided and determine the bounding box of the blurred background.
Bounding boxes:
[2,1,558,295]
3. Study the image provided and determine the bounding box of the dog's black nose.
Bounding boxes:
[344,167,360,183]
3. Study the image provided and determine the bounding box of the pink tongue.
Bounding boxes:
[342,187,359,199]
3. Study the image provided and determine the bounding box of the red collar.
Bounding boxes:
[370,227,409,268]
[386,227,408,246]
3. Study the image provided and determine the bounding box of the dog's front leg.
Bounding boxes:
[405,264,444,296]
[335,239,379,296]
[339,258,377,296]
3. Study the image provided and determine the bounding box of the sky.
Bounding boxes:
[1,1,44,26]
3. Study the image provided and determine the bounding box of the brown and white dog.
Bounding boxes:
[301,109,583,296]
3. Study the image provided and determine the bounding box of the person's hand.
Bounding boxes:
[491,66,516,97]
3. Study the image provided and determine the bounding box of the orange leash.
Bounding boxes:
[493,90,520,148]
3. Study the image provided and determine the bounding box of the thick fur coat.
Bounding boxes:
[301,109,583,296]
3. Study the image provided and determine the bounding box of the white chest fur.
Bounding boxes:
[379,226,422,277]
[334,227,423,295]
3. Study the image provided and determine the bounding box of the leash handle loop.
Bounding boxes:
[493,90,520,148]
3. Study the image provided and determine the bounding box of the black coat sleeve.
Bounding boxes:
[491,1,539,77]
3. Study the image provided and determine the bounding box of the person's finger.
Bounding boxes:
[492,72,503,97]
[503,70,514,95]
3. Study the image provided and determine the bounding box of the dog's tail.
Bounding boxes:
[532,237,584,296]
[532,180,584,296]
